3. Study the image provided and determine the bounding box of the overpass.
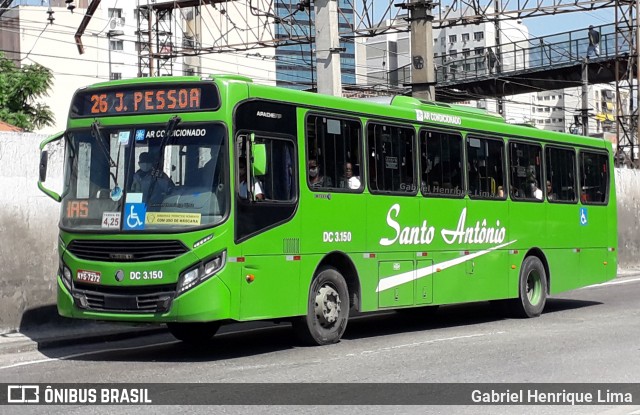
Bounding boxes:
[430,23,630,102]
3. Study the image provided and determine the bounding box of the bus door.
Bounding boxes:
[302,114,368,297]
[577,150,610,287]
[544,145,581,293]
[233,101,301,321]
[418,129,466,305]
[365,122,418,309]
[464,136,510,302]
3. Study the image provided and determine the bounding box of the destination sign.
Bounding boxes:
[70,83,219,117]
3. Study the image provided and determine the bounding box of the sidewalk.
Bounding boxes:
[0,317,166,355]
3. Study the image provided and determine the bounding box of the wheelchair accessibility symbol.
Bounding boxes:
[579,207,588,226]
[124,203,146,230]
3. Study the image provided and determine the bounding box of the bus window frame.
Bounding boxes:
[235,129,299,206]
[507,138,544,204]
[544,144,579,205]
[304,112,365,195]
[465,134,507,201]
[578,148,610,206]
[365,119,418,197]
[418,126,466,199]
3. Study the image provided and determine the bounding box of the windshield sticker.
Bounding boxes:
[118,131,130,145]
[123,203,146,230]
[146,212,201,226]
[135,129,146,141]
[126,193,143,203]
[102,212,121,229]
[77,269,101,284]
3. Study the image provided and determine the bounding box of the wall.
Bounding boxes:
[0,132,639,333]
[615,167,640,270]
[0,132,63,333]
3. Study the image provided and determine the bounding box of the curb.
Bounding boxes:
[0,326,167,355]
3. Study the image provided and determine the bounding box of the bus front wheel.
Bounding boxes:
[167,321,221,343]
[510,256,547,318]
[293,266,349,346]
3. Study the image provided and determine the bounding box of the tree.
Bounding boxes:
[0,53,54,131]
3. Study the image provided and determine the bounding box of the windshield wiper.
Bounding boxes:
[146,116,181,202]
[91,120,120,189]
[152,115,181,177]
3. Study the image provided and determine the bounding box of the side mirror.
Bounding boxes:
[37,131,64,202]
[39,151,48,182]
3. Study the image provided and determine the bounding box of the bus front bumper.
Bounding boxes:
[56,274,231,323]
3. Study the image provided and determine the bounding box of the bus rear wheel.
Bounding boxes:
[293,267,349,346]
[509,256,547,318]
[167,321,221,343]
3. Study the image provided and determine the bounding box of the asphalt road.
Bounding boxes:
[1,274,640,415]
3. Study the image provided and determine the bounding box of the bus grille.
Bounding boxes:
[67,240,189,262]
[72,283,176,313]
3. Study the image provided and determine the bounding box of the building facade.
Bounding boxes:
[274,0,355,90]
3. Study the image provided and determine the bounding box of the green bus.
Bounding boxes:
[38,75,617,345]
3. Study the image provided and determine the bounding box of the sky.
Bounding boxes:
[524,8,615,37]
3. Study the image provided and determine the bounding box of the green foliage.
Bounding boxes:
[0,52,54,131]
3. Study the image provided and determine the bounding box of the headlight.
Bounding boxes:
[60,260,72,291]
[177,251,226,294]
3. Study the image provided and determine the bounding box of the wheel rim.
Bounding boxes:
[526,269,542,305]
[314,284,341,328]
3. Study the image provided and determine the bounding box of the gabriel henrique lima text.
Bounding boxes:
[471,389,633,405]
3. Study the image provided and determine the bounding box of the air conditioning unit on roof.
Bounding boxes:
[109,17,125,29]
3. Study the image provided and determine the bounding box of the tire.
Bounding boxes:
[293,267,349,346]
[167,321,221,343]
[509,256,548,318]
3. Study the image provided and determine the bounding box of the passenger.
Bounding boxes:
[309,159,332,188]
[546,180,557,201]
[530,180,543,200]
[131,151,174,203]
[238,158,264,201]
[497,185,504,198]
[344,162,361,189]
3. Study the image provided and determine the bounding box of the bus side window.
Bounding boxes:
[546,146,577,203]
[467,136,505,199]
[579,150,609,205]
[367,123,415,194]
[509,141,542,201]
[306,115,362,192]
[420,129,463,197]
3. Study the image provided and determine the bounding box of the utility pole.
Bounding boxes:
[494,0,504,118]
[314,0,342,96]
[402,0,436,101]
[636,0,640,160]
[582,60,589,136]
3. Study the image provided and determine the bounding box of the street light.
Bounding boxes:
[107,30,124,80]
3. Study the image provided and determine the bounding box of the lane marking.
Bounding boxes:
[580,276,640,290]
[0,324,285,371]
[346,332,505,357]
[0,340,178,370]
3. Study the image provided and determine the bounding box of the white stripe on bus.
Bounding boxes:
[376,240,517,293]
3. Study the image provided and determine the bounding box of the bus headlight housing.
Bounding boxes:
[177,251,226,294]
[59,260,72,291]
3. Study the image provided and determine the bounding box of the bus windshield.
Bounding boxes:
[60,122,227,232]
